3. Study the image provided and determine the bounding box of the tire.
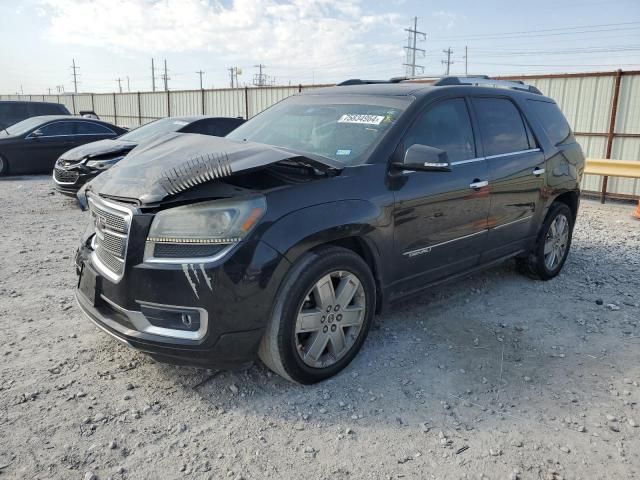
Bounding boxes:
[517,202,574,280]
[0,155,8,176]
[258,246,376,384]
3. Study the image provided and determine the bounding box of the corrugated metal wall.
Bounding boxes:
[3,73,639,196]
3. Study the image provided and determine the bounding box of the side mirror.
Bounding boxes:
[393,144,451,172]
[30,129,44,138]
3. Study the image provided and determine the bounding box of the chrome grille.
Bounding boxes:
[54,167,79,183]
[88,196,132,282]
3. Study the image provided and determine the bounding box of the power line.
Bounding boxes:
[403,16,426,76]
[71,59,80,93]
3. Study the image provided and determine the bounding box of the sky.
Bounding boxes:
[1,0,639,94]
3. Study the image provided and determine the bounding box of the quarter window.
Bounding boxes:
[75,122,114,135]
[403,98,476,162]
[472,98,530,156]
[527,100,573,146]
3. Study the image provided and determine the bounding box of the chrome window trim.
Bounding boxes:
[26,120,117,139]
[484,148,541,160]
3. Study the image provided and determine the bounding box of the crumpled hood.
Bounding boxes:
[60,139,136,162]
[88,132,343,205]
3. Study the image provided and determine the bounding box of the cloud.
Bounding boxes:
[432,10,464,30]
[37,0,405,77]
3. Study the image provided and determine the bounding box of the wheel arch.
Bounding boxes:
[549,190,579,221]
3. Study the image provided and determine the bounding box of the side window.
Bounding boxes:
[527,100,573,146]
[75,122,114,135]
[472,98,530,156]
[38,121,75,136]
[403,98,476,162]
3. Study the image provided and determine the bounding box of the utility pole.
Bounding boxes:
[47,88,52,95]
[151,58,156,92]
[127,76,130,92]
[228,67,241,88]
[196,70,205,89]
[253,64,267,86]
[464,46,468,75]
[228,67,235,88]
[442,47,454,75]
[71,58,80,93]
[160,59,170,91]
[403,17,426,77]
[116,78,123,93]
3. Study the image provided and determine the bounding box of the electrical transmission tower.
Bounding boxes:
[71,59,80,93]
[403,17,426,77]
[253,64,268,86]
[442,48,454,75]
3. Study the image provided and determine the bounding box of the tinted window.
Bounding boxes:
[403,98,476,162]
[472,98,530,156]
[0,103,29,118]
[184,118,245,137]
[527,100,573,145]
[76,122,114,135]
[39,121,75,136]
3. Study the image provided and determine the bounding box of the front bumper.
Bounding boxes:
[75,238,291,368]
[53,168,99,196]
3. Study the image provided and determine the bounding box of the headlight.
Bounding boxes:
[144,196,266,262]
[85,156,125,169]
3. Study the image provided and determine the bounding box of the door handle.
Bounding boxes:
[469,180,489,189]
[532,167,545,176]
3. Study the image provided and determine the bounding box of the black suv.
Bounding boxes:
[0,100,70,130]
[75,76,584,384]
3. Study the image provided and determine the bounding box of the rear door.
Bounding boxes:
[72,121,119,148]
[470,96,545,261]
[391,97,490,294]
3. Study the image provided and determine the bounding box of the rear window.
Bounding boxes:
[527,100,573,146]
[472,97,530,157]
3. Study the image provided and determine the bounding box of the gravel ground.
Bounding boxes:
[1,175,639,480]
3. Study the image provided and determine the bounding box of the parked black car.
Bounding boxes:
[75,76,584,384]
[53,116,245,195]
[0,116,126,175]
[0,100,70,130]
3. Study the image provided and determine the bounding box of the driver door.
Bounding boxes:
[24,121,77,172]
[391,97,490,296]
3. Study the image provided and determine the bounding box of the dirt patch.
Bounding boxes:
[1,176,639,480]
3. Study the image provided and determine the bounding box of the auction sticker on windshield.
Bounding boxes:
[338,114,385,125]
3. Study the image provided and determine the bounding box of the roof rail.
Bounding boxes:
[433,76,542,94]
[337,79,396,86]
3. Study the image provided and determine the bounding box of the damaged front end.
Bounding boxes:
[75,133,339,367]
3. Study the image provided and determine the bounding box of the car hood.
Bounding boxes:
[60,139,137,162]
[87,132,343,205]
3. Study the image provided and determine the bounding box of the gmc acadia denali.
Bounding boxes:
[75,76,584,384]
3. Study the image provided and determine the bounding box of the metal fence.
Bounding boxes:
[0,85,328,129]
[2,71,640,198]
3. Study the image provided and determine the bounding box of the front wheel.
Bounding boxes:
[0,155,8,176]
[259,246,376,384]
[518,202,574,280]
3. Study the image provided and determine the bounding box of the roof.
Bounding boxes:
[0,100,65,106]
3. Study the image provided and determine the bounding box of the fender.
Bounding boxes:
[259,199,393,292]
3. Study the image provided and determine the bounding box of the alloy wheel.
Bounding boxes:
[544,213,569,270]
[294,270,366,368]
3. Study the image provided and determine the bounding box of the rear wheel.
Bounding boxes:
[259,246,375,384]
[0,155,8,176]
[517,202,574,280]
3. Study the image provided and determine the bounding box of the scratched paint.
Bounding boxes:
[199,264,214,291]
[181,264,200,299]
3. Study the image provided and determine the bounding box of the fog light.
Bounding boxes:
[139,304,201,332]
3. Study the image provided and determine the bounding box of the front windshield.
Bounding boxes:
[119,117,190,143]
[227,95,410,165]
[5,117,46,136]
